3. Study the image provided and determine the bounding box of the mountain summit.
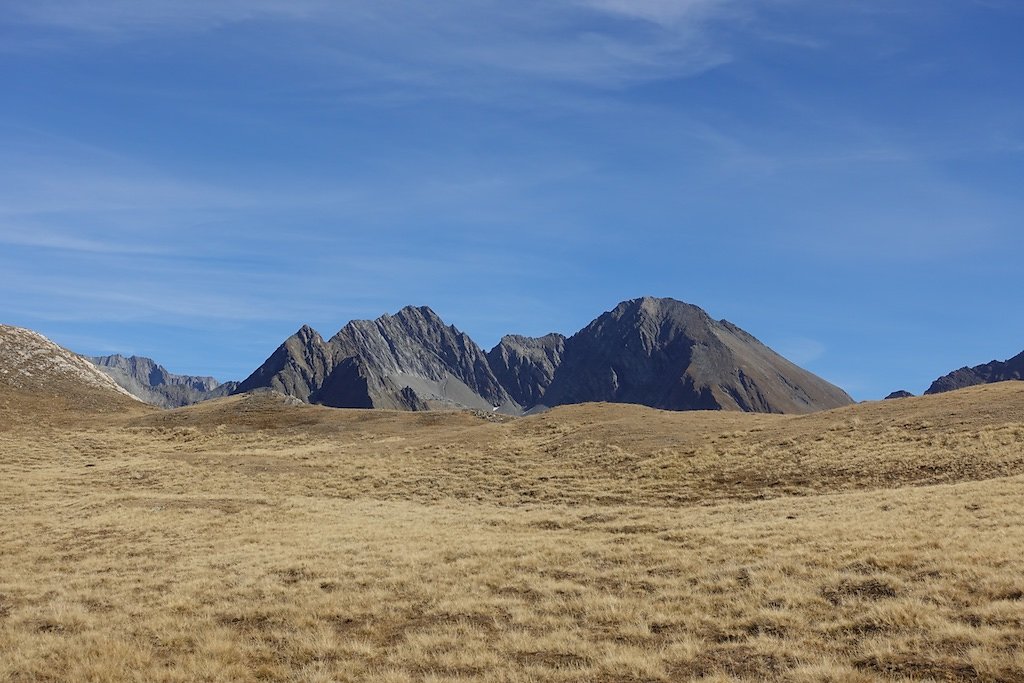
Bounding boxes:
[236,298,852,415]
[539,297,851,413]
[234,324,334,403]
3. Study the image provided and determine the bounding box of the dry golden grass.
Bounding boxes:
[2,382,1024,681]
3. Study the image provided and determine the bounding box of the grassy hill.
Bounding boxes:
[2,383,1024,681]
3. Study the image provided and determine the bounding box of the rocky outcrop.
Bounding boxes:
[885,390,915,400]
[90,354,237,408]
[487,334,565,407]
[926,350,1024,395]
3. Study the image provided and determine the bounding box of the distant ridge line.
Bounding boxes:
[235,296,854,415]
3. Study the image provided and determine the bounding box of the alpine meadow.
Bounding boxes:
[3,2,1024,682]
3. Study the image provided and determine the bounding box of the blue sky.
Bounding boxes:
[2,0,1022,399]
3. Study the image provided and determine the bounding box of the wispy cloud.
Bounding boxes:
[576,0,739,27]
[4,0,740,88]
[0,228,166,255]
[771,336,826,365]
[0,133,262,217]
[4,0,325,34]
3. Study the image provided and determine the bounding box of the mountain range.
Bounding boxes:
[7,295,1024,416]
[234,297,854,415]
[89,354,238,408]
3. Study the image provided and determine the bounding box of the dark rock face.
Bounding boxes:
[312,356,375,409]
[89,354,237,408]
[487,334,565,407]
[926,350,1024,395]
[540,298,852,414]
[234,325,333,403]
[238,307,518,412]
[327,306,513,410]
[885,390,915,400]
[237,298,854,415]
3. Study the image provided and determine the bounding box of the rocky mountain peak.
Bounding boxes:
[540,297,851,414]
[237,298,853,415]
[397,304,442,321]
[242,306,517,412]
[235,325,334,402]
[294,324,323,343]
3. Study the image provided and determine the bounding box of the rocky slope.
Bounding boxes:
[238,298,852,415]
[540,298,852,414]
[487,334,565,408]
[0,325,144,420]
[234,325,334,403]
[328,306,513,410]
[89,354,237,408]
[926,350,1024,395]
[238,306,518,412]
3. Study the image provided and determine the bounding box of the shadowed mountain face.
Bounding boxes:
[487,334,565,408]
[237,298,853,415]
[926,350,1024,395]
[234,325,333,403]
[540,298,852,414]
[90,354,237,408]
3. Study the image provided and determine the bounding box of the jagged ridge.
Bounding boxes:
[89,354,237,408]
[237,298,853,415]
[926,350,1024,395]
[238,307,518,412]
